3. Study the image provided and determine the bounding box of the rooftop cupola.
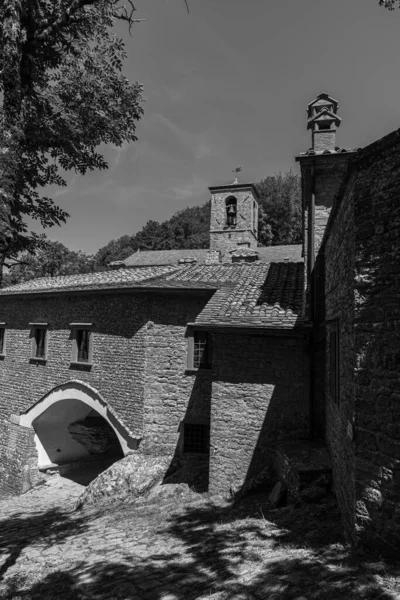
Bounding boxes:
[307,93,341,153]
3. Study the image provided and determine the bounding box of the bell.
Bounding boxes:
[228,205,235,214]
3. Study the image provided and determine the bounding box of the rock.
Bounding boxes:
[268,481,286,507]
[75,452,173,509]
[68,417,119,455]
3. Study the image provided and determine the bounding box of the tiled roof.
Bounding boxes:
[195,262,305,329]
[132,262,305,328]
[121,249,210,267]
[120,244,302,267]
[0,265,179,295]
[1,261,305,329]
[257,245,302,262]
[298,147,358,157]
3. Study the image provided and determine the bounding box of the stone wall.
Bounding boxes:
[352,130,400,550]
[323,168,356,544]
[209,332,309,495]
[0,291,210,493]
[323,128,400,550]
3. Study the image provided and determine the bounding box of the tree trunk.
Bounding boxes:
[0,1,24,282]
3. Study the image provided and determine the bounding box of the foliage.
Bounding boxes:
[2,241,95,286]
[94,202,210,268]
[0,0,143,283]
[379,0,399,8]
[256,171,302,246]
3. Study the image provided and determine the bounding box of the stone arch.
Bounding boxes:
[19,380,139,469]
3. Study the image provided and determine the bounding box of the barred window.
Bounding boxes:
[183,423,209,454]
[193,331,211,369]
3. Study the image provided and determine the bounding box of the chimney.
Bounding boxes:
[307,93,341,153]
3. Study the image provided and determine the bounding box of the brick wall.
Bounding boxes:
[0,291,210,493]
[209,332,309,495]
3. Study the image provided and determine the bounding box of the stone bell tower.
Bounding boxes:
[208,181,259,262]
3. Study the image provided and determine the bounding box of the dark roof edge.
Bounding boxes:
[0,285,217,299]
[351,127,400,166]
[319,126,400,253]
[208,182,260,199]
[189,322,311,335]
[295,150,356,162]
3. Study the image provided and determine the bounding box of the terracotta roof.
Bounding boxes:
[0,265,179,295]
[120,245,302,267]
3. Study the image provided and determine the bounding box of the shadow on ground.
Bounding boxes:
[0,492,399,600]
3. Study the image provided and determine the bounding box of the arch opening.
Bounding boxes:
[19,381,137,485]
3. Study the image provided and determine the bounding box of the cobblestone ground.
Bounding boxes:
[0,477,399,600]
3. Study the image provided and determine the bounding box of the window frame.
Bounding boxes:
[187,328,212,371]
[0,323,6,357]
[29,323,48,362]
[182,421,210,455]
[70,323,93,367]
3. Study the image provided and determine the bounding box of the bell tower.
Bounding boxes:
[208,181,259,262]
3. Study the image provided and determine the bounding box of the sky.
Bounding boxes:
[42,0,400,254]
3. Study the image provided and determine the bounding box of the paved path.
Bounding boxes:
[0,477,398,600]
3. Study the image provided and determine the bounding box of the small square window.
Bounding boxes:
[183,423,209,454]
[29,324,48,361]
[70,324,93,365]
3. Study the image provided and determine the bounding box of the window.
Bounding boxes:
[29,323,48,361]
[329,321,339,403]
[0,324,6,356]
[70,323,93,365]
[187,328,212,371]
[225,196,237,227]
[183,423,209,454]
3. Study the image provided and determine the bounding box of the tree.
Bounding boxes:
[256,171,302,246]
[379,1,399,8]
[0,1,144,285]
[2,241,95,286]
[94,202,210,267]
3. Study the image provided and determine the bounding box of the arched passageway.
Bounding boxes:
[19,381,136,485]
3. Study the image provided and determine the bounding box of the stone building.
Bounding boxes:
[1,92,400,551]
[0,182,307,499]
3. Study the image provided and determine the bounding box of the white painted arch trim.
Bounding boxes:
[19,380,140,456]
